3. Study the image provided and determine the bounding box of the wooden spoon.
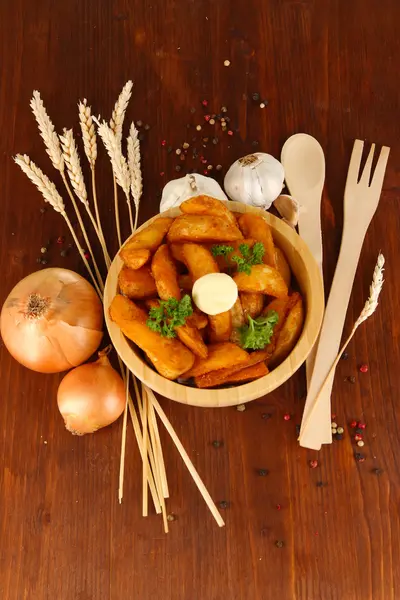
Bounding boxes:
[281,134,326,420]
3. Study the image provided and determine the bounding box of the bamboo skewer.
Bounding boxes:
[146,387,225,528]
[142,389,149,517]
[148,397,169,499]
[118,370,130,504]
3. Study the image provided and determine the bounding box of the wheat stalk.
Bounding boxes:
[30,91,64,172]
[110,80,133,144]
[127,122,143,231]
[59,128,88,205]
[78,100,110,267]
[300,253,385,441]
[14,154,101,296]
[78,99,97,168]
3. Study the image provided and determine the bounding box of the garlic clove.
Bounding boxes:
[273,194,299,227]
[160,174,227,212]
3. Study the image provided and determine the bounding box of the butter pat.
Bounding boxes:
[192,273,238,316]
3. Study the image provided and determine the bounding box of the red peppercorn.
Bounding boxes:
[350,420,358,428]
[84,252,90,260]
[204,115,210,122]
[359,364,368,373]
[161,140,166,146]
[283,414,291,421]
[354,434,363,442]
[203,170,208,175]
[276,504,281,511]
[227,130,234,136]
[201,99,208,107]
[331,414,337,420]
[357,422,366,430]
[309,460,318,469]
[160,171,165,176]
[56,236,65,245]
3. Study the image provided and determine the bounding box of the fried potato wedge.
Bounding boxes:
[123,217,174,252]
[183,342,249,378]
[119,247,150,270]
[167,214,243,243]
[194,349,270,388]
[269,294,304,367]
[151,244,181,301]
[180,196,238,228]
[190,310,208,329]
[176,322,208,358]
[222,361,268,385]
[230,297,245,344]
[240,292,265,320]
[182,243,219,281]
[233,264,288,297]
[109,295,195,379]
[169,243,186,265]
[274,247,291,288]
[238,213,276,267]
[118,265,157,299]
[208,310,232,343]
[178,273,193,292]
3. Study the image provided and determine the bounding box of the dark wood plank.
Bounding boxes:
[1,0,400,599]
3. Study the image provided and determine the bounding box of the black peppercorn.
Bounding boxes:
[275,540,284,548]
[257,469,269,477]
[347,376,356,384]
[262,413,272,420]
[354,452,366,462]
[175,165,181,172]
[341,351,349,360]
[334,433,344,441]
[144,124,150,130]
[219,501,228,509]
[212,440,223,448]
[316,481,325,488]
[40,258,48,265]
[372,468,384,475]
[60,250,68,258]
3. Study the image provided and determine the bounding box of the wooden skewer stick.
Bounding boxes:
[147,396,169,499]
[118,370,130,503]
[146,387,225,528]
[143,389,169,533]
[142,389,149,517]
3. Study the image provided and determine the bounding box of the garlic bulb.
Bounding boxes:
[160,174,227,212]
[274,194,299,228]
[224,153,285,209]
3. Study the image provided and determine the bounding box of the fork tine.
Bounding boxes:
[371,146,391,192]
[359,143,376,186]
[346,139,364,186]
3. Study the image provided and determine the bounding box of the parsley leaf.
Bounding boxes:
[211,244,234,257]
[146,294,193,337]
[239,310,279,350]
[232,242,265,275]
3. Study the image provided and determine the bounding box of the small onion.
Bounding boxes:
[0,268,103,373]
[57,349,125,435]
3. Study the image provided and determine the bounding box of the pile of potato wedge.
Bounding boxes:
[109,196,304,389]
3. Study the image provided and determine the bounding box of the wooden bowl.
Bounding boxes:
[104,201,324,407]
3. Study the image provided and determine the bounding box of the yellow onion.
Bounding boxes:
[57,349,125,435]
[0,268,103,373]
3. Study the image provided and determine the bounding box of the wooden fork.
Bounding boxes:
[299,140,390,450]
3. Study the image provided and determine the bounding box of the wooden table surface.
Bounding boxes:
[1,1,400,599]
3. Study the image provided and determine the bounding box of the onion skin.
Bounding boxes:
[57,353,125,435]
[0,268,103,373]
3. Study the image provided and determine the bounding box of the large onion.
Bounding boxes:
[57,349,125,435]
[0,268,103,373]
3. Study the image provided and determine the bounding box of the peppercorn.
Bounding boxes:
[337,427,344,434]
[56,236,65,245]
[40,207,46,214]
[359,364,368,373]
[335,433,344,441]
[216,165,222,171]
[236,404,246,412]
[190,107,196,113]
[354,434,363,442]
[167,146,173,153]
[196,125,202,131]
[212,137,219,145]
[316,481,325,488]
[40,258,48,265]
[275,540,284,548]
[40,247,47,254]
[372,468,384,475]
[161,140,167,147]
[36,257,42,264]
[331,422,337,429]
[257,469,269,477]
[252,92,260,101]
[136,120,143,127]
[295,424,301,436]
[182,142,189,149]
[283,414,291,421]
[219,501,228,509]
[252,140,259,147]
[347,376,356,384]
[331,428,337,435]
[144,124,150,130]
[176,148,182,155]
[201,100,208,107]
[167,513,176,522]
[357,422,366,429]
[354,452,366,462]
[309,460,318,469]
[60,249,68,258]
[175,165,181,172]
[357,440,365,447]
[355,427,364,435]
[262,413,272,420]
[212,440,223,448]
[350,420,358,428]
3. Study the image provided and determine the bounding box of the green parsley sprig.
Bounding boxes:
[211,242,265,275]
[146,295,193,338]
[239,310,279,350]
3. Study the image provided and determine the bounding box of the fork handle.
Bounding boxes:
[299,224,368,449]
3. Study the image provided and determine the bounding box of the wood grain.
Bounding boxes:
[1,1,400,599]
